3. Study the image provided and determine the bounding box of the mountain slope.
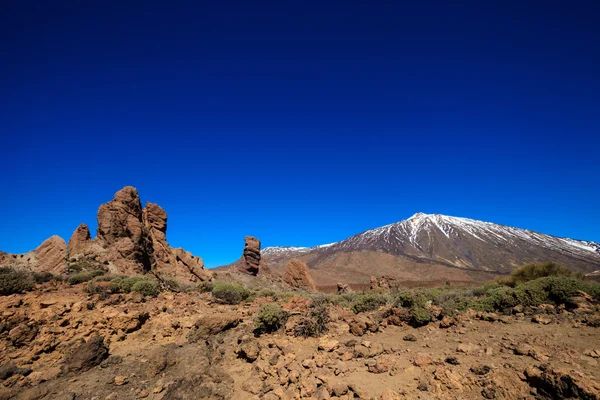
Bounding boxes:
[261,213,600,286]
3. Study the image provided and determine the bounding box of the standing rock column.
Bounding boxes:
[96,186,150,274]
[239,236,261,276]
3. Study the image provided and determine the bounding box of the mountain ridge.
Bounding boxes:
[260,213,600,286]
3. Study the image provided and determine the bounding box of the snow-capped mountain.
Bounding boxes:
[262,213,600,285]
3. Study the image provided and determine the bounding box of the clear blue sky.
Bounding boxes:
[1,1,599,268]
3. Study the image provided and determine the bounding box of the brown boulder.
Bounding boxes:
[187,314,241,343]
[524,365,600,399]
[63,335,109,374]
[283,259,316,291]
[239,236,261,275]
[35,236,68,274]
[67,223,92,256]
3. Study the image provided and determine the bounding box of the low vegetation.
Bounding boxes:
[294,296,331,337]
[351,292,389,313]
[0,267,34,295]
[68,270,105,285]
[497,262,580,287]
[211,283,251,304]
[255,303,287,334]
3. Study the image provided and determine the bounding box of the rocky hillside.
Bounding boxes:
[1,276,600,399]
[0,187,211,284]
[262,213,600,286]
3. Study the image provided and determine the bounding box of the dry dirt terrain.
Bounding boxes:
[1,280,600,400]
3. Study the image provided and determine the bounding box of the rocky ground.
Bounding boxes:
[1,281,600,400]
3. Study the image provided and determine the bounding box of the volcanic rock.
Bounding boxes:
[283,259,316,291]
[67,223,92,256]
[239,236,261,276]
[63,335,109,374]
[96,186,149,274]
[34,236,68,274]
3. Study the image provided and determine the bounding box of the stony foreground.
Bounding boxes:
[1,283,600,400]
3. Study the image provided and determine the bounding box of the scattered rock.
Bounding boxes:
[403,334,417,342]
[114,375,128,386]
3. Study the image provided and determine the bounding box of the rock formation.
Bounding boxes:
[67,224,92,256]
[239,236,261,276]
[0,236,67,275]
[337,283,353,294]
[96,186,150,275]
[0,186,210,284]
[370,276,400,290]
[34,236,68,275]
[142,201,209,283]
[283,258,316,291]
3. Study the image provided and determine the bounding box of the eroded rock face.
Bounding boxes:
[0,186,210,283]
[239,236,261,276]
[34,236,68,275]
[142,202,210,283]
[283,259,316,291]
[67,223,92,256]
[96,186,149,274]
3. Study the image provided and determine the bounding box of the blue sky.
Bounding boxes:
[1,0,599,268]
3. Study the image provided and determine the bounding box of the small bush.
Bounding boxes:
[197,281,214,293]
[211,283,250,305]
[68,270,105,285]
[131,280,159,297]
[162,278,181,292]
[255,303,287,334]
[295,297,331,337]
[107,282,121,293]
[258,288,277,298]
[32,271,58,284]
[500,262,576,287]
[85,282,110,300]
[0,267,34,295]
[91,274,127,283]
[410,307,432,327]
[119,276,149,293]
[351,293,389,313]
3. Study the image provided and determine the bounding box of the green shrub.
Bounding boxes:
[255,303,287,333]
[0,267,34,295]
[162,277,181,292]
[410,307,432,327]
[500,262,576,287]
[68,270,105,285]
[258,288,277,298]
[32,271,58,284]
[295,296,331,337]
[131,280,159,297]
[91,274,127,283]
[107,282,121,293]
[351,293,389,313]
[119,276,149,293]
[197,281,214,293]
[211,283,250,304]
[84,282,110,300]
